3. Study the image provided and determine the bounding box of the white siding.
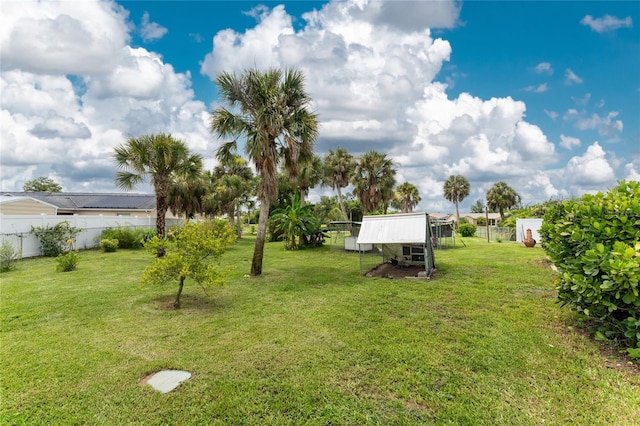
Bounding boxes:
[516,219,543,243]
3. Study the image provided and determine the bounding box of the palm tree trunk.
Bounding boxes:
[455,198,460,231]
[336,186,348,220]
[155,187,169,257]
[236,204,242,238]
[251,198,270,276]
[228,206,235,229]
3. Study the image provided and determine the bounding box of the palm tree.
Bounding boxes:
[324,147,356,220]
[210,68,318,276]
[486,181,521,220]
[207,155,254,236]
[352,151,397,215]
[292,154,324,206]
[443,174,470,228]
[168,174,206,219]
[114,133,203,241]
[396,182,421,213]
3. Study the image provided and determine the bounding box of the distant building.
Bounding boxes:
[0,192,176,218]
[462,213,503,226]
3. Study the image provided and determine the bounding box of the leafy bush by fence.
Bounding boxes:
[540,181,640,357]
[100,227,155,249]
[0,214,182,258]
[30,222,82,257]
[458,223,476,237]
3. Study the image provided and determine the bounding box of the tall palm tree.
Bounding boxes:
[207,155,254,236]
[168,174,206,219]
[486,181,521,220]
[292,154,324,207]
[443,174,470,228]
[210,68,318,276]
[114,133,203,241]
[352,151,397,215]
[396,182,422,213]
[324,147,356,220]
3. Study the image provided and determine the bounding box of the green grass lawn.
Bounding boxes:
[1,237,638,425]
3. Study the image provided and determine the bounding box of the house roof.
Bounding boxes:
[429,212,455,221]
[0,195,59,209]
[0,192,156,211]
[356,212,431,245]
[463,213,503,220]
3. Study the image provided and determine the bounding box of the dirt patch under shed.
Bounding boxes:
[365,263,430,279]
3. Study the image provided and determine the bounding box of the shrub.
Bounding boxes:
[31,222,82,257]
[0,240,19,272]
[458,223,477,237]
[101,227,152,249]
[540,181,640,356]
[137,227,157,245]
[56,251,79,272]
[100,239,119,253]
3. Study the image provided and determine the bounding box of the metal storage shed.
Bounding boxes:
[356,212,436,278]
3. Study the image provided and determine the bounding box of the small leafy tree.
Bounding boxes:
[470,199,485,214]
[23,176,62,192]
[540,181,640,357]
[142,220,236,309]
[31,222,82,257]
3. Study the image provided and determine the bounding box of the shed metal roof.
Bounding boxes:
[356,212,430,245]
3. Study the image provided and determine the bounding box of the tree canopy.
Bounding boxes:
[443,174,470,227]
[352,151,397,215]
[395,182,421,213]
[210,67,318,276]
[323,147,356,220]
[113,133,203,244]
[486,181,521,220]
[23,176,62,192]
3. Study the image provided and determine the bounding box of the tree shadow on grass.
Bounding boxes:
[150,293,230,312]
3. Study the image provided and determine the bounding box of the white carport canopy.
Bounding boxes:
[356,212,436,278]
[356,212,429,245]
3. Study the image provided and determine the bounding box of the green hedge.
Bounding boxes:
[540,181,640,357]
[458,223,477,237]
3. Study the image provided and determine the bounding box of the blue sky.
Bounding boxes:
[1,0,638,212]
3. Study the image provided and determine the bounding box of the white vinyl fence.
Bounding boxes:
[0,214,182,258]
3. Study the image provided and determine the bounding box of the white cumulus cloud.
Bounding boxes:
[0,0,213,193]
[535,62,553,75]
[565,142,616,188]
[564,69,583,85]
[580,14,633,33]
[559,135,581,150]
[140,11,168,42]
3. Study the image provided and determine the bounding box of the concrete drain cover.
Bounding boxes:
[141,370,192,393]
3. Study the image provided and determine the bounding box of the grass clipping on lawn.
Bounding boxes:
[1,236,638,425]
